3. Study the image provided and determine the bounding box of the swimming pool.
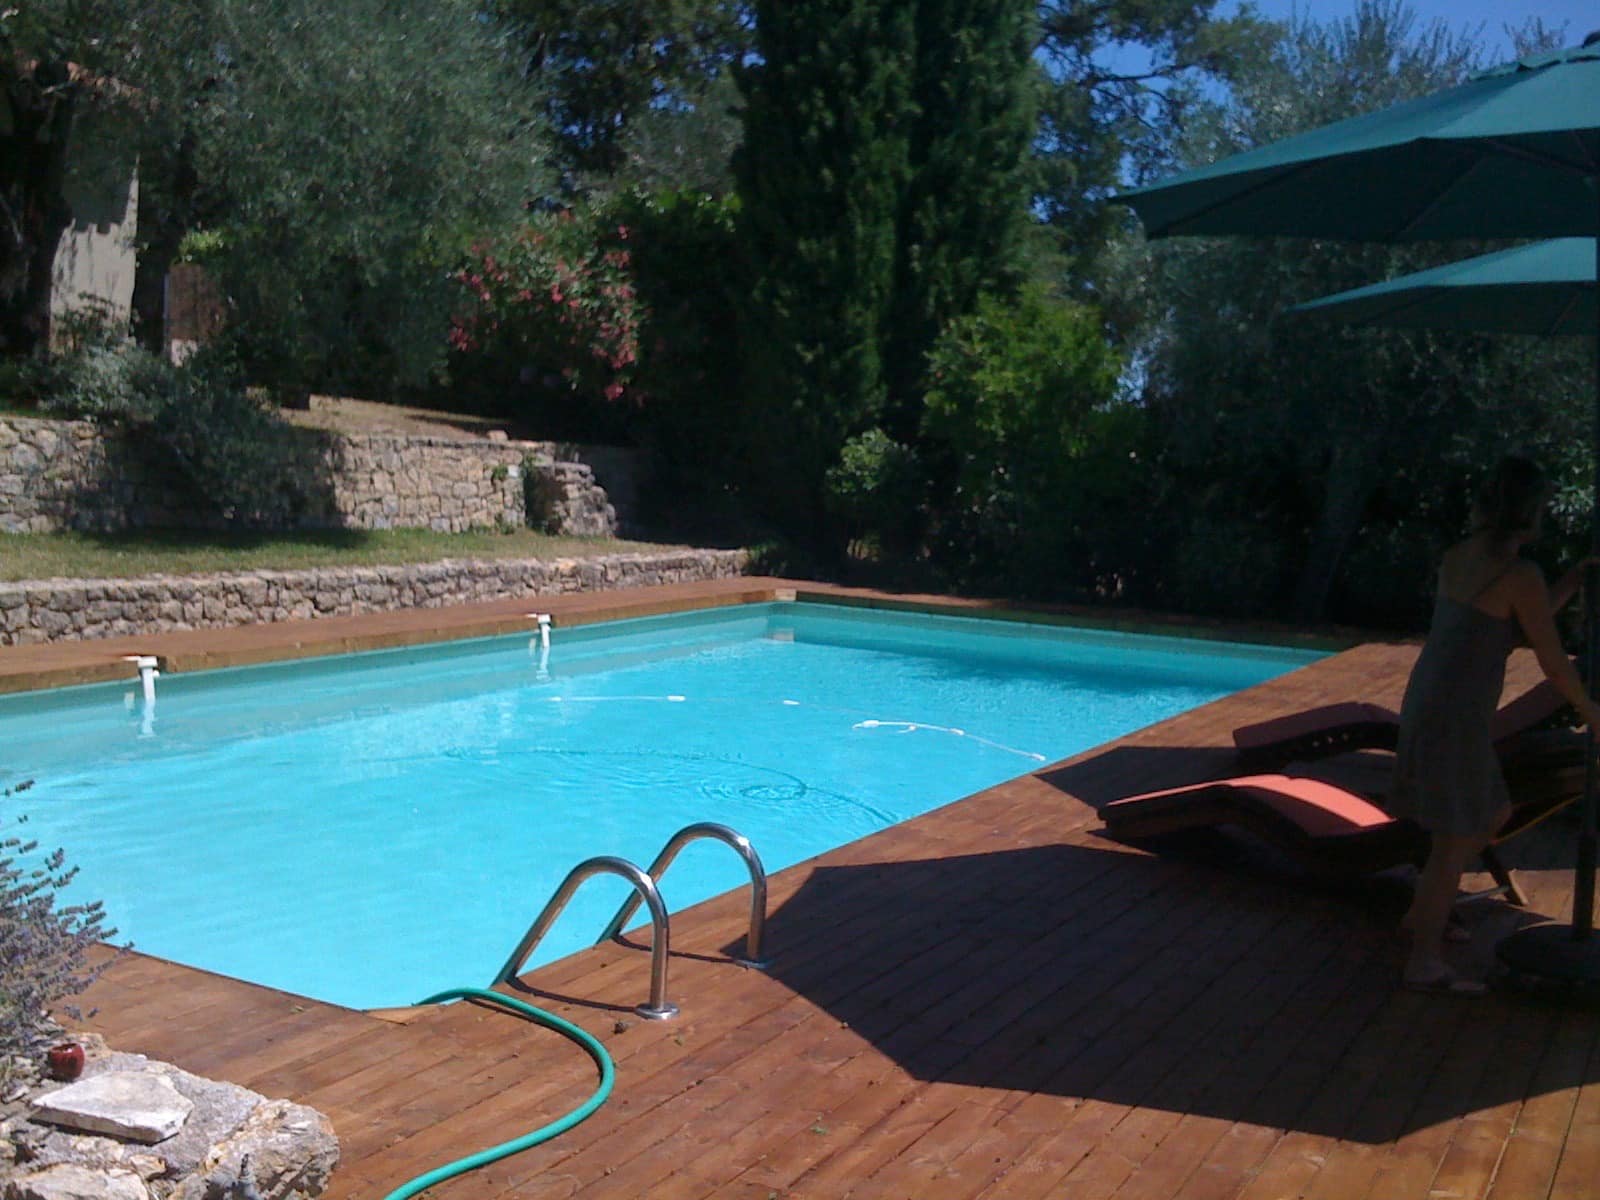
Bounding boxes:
[3,601,1321,1008]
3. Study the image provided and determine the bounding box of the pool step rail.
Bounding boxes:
[492,822,769,1020]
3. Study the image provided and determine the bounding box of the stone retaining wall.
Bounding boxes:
[0,417,629,537]
[306,433,531,533]
[0,548,748,645]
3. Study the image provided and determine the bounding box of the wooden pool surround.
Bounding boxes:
[18,577,1596,1200]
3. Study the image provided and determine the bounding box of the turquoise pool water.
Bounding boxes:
[1,602,1321,1009]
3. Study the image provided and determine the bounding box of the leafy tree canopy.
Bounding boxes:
[1132,0,1586,624]
[1032,0,1278,284]
[494,0,752,186]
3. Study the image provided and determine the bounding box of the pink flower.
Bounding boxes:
[604,382,625,401]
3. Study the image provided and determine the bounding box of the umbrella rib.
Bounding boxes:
[1548,290,1585,337]
[1155,162,1321,237]
[1477,134,1598,177]
[1392,151,1486,238]
[1392,138,1598,238]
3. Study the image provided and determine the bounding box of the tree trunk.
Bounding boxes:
[1292,442,1377,623]
[0,63,79,358]
[132,132,203,356]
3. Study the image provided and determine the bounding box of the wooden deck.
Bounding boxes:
[41,582,1600,1199]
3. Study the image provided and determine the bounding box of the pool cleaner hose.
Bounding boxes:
[379,986,615,1200]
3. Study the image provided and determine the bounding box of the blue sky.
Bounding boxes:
[1235,1,1597,60]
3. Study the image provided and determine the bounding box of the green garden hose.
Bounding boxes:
[379,986,615,1200]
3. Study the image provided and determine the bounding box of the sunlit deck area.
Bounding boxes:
[44,580,1599,1200]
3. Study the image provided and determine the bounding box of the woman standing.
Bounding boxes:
[1392,455,1600,994]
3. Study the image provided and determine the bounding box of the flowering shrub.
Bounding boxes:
[450,206,642,409]
[1,780,116,1077]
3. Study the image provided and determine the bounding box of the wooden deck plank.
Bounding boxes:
[48,581,1599,1200]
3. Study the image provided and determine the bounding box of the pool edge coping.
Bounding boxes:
[0,575,1391,696]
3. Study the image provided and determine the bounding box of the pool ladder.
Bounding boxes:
[493,822,769,1020]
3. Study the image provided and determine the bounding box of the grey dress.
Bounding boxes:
[1389,591,1519,837]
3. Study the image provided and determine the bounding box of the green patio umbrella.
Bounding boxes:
[1291,237,1595,335]
[1116,37,1600,989]
[1118,43,1600,242]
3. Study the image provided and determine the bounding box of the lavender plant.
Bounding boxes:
[1,781,116,1076]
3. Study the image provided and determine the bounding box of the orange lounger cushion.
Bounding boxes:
[1099,770,1574,903]
[1231,703,1402,768]
[1106,773,1397,839]
[1233,678,1572,772]
[1232,704,1400,753]
[1099,772,1431,880]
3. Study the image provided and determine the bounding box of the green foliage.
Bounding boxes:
[523,457,566,534]
[734,0,914,549]
[140,357,315,529]
[175,229,226,264]
[1170,513,1291,619]
[35,305,170,423]
[0,528,668,581]
[1331,519,1439,629]
[0,1,159,355]
[1133,1,1587,625]
[1033,0,1277,286]
[608,71,747,197]
[1,780,115,1074]
[609,188,749,493]
[449,205,642,436]
[883,0,1038,431]
[31,338,319,529]
[173,0,550,395]
[824,428,925,555]
[4,0,554,390]
[492,0,751,184]
[921,285,1121,594]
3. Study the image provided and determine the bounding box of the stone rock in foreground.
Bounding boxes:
[168,1100,336,1200]
[4,1051,337,1200]
[31,1074,193,1144]
[3,1162,150,1200]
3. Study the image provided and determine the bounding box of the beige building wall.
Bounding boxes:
[49,109,139,337]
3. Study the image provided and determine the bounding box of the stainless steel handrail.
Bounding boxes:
[598,822,770,969]
[493,855,679,1020]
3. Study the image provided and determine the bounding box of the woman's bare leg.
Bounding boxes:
[1402,805,1510,983]
[1404,832,1482,981]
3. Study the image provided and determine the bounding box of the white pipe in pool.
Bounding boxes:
[527,613,553,678]
[123,654,160,705]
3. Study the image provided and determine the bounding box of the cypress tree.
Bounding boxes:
[884,0,1037,434]
[734,0,914,548]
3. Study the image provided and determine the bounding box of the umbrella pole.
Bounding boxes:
[1496,232,1600,993]
[1576,228,1600,939]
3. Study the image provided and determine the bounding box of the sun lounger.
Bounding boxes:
[1232,679,1572,772]
[1099,772,1578,906]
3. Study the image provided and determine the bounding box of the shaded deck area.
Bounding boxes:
[49,582,1600,1199]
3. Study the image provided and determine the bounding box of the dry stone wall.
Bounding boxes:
[0,549,748,645]
[305,433,530,533]
[0,418,627,537]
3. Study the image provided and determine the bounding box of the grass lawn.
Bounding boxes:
[0,528,693,582]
